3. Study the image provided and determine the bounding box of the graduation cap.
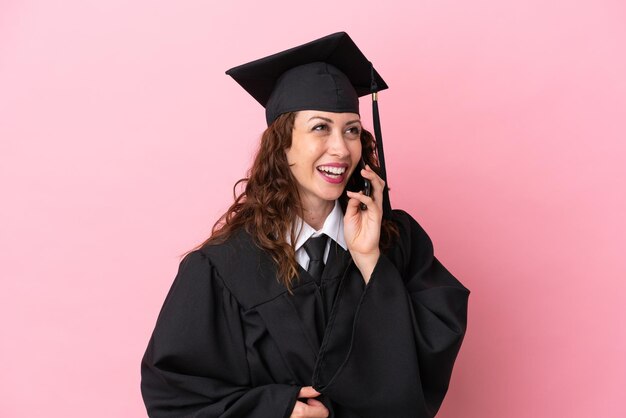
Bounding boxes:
[226,31,392,219]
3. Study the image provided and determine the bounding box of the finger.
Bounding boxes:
[304,400,330,418]
[344,191,365,219]
[346,191,377,213]
[306,398,324,406]
[292,401,329,418]
[347,190,382,216]
[361,166,385,207]
[298,386,321,399]
[291,400,306,416]
[361,165,386,186]
[372,177,384,209]
[361,166,386,198]
[346,190,378,212]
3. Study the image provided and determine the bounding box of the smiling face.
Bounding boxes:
[286,110,362,215]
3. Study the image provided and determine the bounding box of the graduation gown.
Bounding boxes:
[141,210,470,418]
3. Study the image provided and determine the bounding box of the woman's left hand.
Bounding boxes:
[344,165,384,283]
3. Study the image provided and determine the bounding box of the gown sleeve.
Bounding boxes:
[140,251,300,418]
[312,210,470,418]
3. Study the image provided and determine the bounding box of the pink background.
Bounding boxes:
[1,1,625,417]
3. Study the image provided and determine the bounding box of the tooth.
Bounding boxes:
[318,166,345,175]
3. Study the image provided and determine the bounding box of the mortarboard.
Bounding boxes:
[226,32,392,219]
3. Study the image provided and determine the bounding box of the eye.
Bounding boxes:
[345,126,361,137]
[312,123,329,132]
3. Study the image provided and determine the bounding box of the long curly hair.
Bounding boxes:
[196,111,398,291]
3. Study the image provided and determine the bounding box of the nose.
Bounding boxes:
[328,128,350,157]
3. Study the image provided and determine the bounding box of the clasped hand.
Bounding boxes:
[290,386,329,418]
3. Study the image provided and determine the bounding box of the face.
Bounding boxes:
[286,110,362,211]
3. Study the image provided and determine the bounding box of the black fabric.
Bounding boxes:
[225,32,387,126]
[264,62,359,126]
[141,210,470,417]
[303,234,328,285]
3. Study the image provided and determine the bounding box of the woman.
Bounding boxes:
[141,32,469,418]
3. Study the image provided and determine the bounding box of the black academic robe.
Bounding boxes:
[141,210,470,418]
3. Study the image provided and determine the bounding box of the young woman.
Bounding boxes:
[141,32,469,418]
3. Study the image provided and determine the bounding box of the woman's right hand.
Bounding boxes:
[290,386,329,418]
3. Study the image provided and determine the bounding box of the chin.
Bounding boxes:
[308,181,347,203]
[319,190,344,202]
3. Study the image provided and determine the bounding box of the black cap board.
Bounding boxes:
[226,32,392,219]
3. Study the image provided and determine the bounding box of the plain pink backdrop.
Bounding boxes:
[1,1,625,417]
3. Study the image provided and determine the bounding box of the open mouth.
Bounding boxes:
[316,165,347,179]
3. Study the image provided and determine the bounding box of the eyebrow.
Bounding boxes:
[308,116,362,125]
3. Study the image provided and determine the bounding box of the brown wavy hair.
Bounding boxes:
[195,111,398,291]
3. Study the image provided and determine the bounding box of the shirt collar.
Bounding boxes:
[292,200,347,252]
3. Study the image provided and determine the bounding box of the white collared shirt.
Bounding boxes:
[290,200,348,270]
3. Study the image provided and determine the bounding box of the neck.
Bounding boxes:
[301,199,334,231]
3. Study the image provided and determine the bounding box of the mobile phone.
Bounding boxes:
[360,159,371,211]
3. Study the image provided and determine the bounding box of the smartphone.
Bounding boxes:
[360,159,371,211]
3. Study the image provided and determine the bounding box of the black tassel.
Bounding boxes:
[370,63,392,220]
